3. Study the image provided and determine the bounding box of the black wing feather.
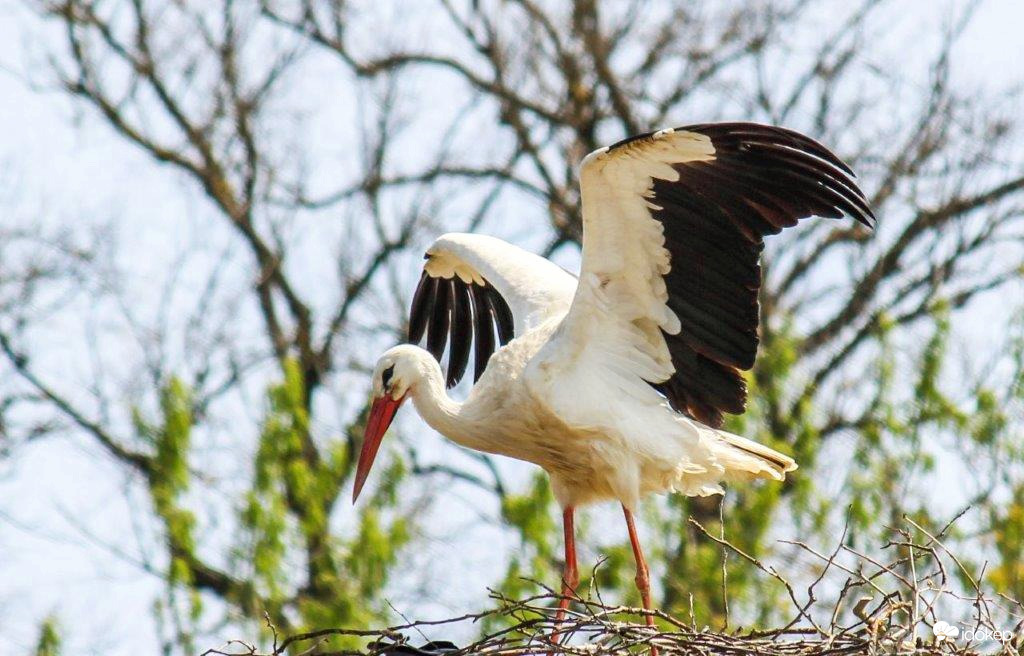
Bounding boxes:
[426,278,451,361]
[408,272,436,344]
[626,122,873,427]
[487,286,515,345]
[447,280,473,388]
[470,284,496,382]
[407,267,515,388]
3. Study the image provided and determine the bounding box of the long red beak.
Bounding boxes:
[352,394,406,503]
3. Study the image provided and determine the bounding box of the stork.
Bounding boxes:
[353,123,873,637]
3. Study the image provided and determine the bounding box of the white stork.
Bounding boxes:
[353,123,873,632]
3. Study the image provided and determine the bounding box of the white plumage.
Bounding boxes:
[354,122,873,636]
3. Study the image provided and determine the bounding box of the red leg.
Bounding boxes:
[623,505,657,640]
[552,506,579,639]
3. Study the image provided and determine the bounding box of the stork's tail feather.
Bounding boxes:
[711,429,797,482]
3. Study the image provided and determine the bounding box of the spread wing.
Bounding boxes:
[407,232,577,387]
[554,122,873,427]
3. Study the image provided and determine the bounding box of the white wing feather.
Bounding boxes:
[529,130,715,410]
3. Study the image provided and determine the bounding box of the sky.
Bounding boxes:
[1,1,1023,654]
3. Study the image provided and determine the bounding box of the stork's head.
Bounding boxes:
[352,345,425,502]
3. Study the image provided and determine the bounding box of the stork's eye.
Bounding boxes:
[381,365,395,389]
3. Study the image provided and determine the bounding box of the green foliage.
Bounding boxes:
[237,359,412,648]
[128,360,414,653]
[989,483,1024,600]
[134,378,201,651]
[33,615,61,656]
[487,472,557,626]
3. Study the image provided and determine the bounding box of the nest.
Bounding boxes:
[202,517,1024,656]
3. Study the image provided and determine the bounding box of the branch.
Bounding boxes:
[0,330,151,472]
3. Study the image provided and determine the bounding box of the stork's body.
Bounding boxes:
[354,123,874,642]
[393,312,790,511]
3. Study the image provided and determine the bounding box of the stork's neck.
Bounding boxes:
[408,356,470,444]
